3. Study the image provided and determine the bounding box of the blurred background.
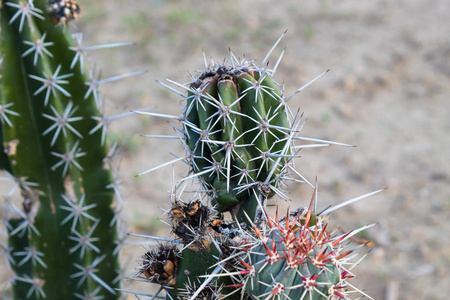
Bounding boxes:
[3,0,450,299]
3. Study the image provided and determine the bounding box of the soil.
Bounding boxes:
[2,0,450,299]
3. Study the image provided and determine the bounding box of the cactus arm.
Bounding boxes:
[1,2,84,297]
[32,7,120,290]
[1,0,119,298]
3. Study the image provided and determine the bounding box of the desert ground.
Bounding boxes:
[2,0,450,299]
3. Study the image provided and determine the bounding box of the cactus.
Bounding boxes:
[0,0,135,298]
[133,34,381,300]
[136,33,339,224]
[136,190,380,300]
[231,194,375,300]
[182,60,291,213]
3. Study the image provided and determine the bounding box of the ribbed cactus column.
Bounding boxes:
[0,0,119,298]
[184,66,292,218]
[138,38,310,226]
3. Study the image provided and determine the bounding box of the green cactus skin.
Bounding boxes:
[0,0,120,298]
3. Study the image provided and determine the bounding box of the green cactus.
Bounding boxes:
[133,34,380,300]
[238,203,368,300]
[184,65,291,214]
[0,0,131,298]
[136,190,380,300]
[137,34,328,225]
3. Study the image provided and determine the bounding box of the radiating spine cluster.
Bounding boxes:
[0,0,140,298]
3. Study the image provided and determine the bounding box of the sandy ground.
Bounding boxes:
[2,0,450,299]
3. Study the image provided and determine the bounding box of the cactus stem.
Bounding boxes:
[263,116,300,186]
[21,32,54,66]
[232,166,257,185]
[0,103,21,127]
